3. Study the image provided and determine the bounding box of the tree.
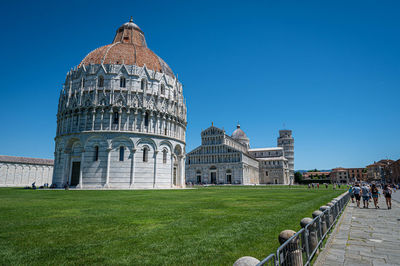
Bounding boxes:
[294,171,303,184]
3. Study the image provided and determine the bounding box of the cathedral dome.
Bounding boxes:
[232,124,250,149]
[232,124,249,141]
[79,17,174,77]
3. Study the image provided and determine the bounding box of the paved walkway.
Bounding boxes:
[315,192,400,266]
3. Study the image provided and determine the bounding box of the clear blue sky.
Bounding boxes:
[0,0,399,170]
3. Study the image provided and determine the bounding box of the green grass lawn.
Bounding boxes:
[0,186,346,265]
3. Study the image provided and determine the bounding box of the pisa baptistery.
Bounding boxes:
[52,18,187,189]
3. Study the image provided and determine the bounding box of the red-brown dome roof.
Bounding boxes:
[79,18,174,77]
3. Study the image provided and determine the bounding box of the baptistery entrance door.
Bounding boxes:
[70,162,80,186]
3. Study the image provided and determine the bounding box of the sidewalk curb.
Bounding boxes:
[313,201,351,266]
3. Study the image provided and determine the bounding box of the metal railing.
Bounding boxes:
[256,192,350,266]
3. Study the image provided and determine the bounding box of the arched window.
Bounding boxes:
[98,76,104,87]
[119,146,124,161]
[163,149,167,164]
[173,90,176,99]
[113,112,119,124]
[161,84,165,95]
[82,78,85,88]
[120,76,126,88]
[143,147,148,162]
[144,113,149,127]
[94,146,99,161]
[141,79,146,91]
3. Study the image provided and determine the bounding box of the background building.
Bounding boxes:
[185,124,292,185]
[346,168,366,182]
[366,160,394,183]
[52,18,187,189]
[0,155,53,187]
[248,147,290,184]
[330,168,349,184]
[387,159,400,184]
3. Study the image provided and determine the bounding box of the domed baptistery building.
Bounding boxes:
[52,18,187,189]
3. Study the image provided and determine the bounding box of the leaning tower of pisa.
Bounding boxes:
[277,130,294,183]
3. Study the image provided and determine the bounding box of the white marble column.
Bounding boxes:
[4,165,9,185]
[180,156,185,188]
[126,110,130,131]
[63,151,70,185]
[104,147,112,188]
[100,109,104,130]
[109,110,113,131]
[170,154,174,187]
[118,109,122,131]
[13,165,17,185]
[91,109,96,131]
[156,114,160,135]
[133,109,138,131]
[153,150,158,188]
[141,111,145,132]
[78,149,85,189]
[130,148,136,188]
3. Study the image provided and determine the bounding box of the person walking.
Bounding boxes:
[361,183,370,208]
[353,183,361,208]
[349,185,355,203]
[367,184,372,203]
[383,184,392,209]
[371,184,380,209]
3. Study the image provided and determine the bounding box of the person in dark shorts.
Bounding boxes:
[383,184,392,209]
[361,183,370,208]
[353,183,361,208]
[371,184,380,209]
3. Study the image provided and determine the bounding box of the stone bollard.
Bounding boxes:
[233,256,260,266]
[278,230,303,266]
[325,204,335,224]
[313,210,326,236]
[300,217,318,256]
[320,206,331,231]
[327,202,335,221]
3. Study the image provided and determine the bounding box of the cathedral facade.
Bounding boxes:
[52,18,187,189]
[185,124,294,185]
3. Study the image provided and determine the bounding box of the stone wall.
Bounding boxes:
[0,156,53,187]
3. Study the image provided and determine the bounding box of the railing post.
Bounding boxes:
[301,217,317,262]
[278,230,303,266]
[327,202,335,221]
[312,210,324,242]
[319,206,330,234]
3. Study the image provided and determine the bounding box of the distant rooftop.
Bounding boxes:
[0,155,54,166]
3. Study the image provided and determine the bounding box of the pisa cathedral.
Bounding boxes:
[185,124,294,185]
[52,18,187,189]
